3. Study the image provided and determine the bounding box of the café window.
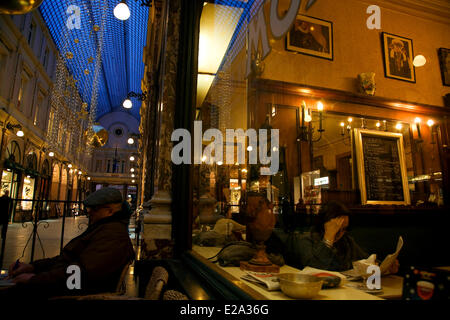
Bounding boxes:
[189,0,446,269]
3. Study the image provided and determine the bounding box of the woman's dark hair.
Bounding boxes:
[313,201,352,235]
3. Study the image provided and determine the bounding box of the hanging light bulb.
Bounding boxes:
[127,137,134,144]
[49,152,54,157]
[129,156,135,161]
[114,1,130,21]
[16,130,24,137]
[122,98,132,109]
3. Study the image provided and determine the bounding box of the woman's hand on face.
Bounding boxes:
[388,259,400,274]
[324,216,346,243]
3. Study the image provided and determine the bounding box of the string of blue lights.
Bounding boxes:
[39,0,148,121]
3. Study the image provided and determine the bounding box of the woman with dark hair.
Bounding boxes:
[297,201,399,272]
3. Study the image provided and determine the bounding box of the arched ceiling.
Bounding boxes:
[39,0,149,121]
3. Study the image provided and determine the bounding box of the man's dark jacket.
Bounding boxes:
[0,194,12,225]
[18,203,135,298]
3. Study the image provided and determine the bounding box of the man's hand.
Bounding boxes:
[8,262,34,278]
[323,216,346,243]
[12,273,36,284]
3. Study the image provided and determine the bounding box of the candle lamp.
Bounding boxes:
[340,122,345,136]
[299,101,325,142]
[414,117,422,140]
[317,101,324,132]
[427,119,436,144]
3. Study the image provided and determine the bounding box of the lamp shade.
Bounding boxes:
[413,55,426,67]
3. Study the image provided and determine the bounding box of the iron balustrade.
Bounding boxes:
[0,199,87,268]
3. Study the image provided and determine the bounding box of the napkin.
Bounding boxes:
[299,266,347,286]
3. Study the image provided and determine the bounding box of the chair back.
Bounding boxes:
[115,262,131,294]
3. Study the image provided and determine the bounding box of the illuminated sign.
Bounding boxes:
[314,176,329,186]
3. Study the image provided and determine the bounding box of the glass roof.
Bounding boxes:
[39,0,149,121]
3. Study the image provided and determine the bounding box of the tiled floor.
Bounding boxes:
[0,215,141,297]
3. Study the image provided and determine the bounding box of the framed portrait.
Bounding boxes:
[286,14,333,60]
[438,48,450,86]
[382,32,416,83]
[354,129,411,205]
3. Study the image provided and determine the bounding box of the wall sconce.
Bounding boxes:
[340,122,345,136]
[6,123,24,137]
[395,122,403,131]
[414,117,422,140]
[376,121,381,130]
[427,119,436,144]
[122,91,148,109]
[298,100,325,142]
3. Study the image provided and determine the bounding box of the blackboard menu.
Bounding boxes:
[361,134,405,202]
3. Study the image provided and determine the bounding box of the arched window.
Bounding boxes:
[6,141,21,164]
[25,152,37,170]
[42,160,50,177]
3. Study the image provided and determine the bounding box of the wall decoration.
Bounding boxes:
[358,72,376,96]
[286,14,333,60]
[438,48,450,86]
[382,32,416,83]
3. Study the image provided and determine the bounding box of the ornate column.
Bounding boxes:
[141,0,181,259]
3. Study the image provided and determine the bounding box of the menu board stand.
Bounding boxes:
[354,129,411,205]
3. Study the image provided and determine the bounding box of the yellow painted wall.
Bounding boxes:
[261,0,450,107]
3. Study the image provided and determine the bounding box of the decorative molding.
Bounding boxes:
[358,0,450,24]
[253,78,450,117]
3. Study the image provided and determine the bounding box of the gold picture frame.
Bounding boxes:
[382,32,416,83]
[354,129,411,205]
[286,14,333,61]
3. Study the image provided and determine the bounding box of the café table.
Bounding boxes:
[192,245,403,300]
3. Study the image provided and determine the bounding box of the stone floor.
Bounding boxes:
[0,215,140,297]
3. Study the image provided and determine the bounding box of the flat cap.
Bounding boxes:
[83,187,123,207]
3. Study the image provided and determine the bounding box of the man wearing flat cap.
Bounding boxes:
[3,187,135,300]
